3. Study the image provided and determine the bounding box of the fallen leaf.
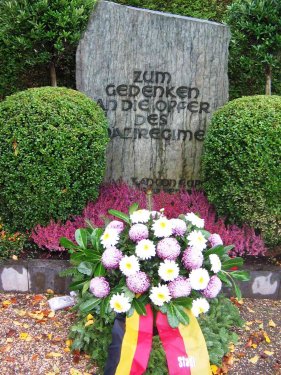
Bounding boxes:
[6,338,14,343]
[268,319,276,328]
[251,343,257,349]
[13,321,22,326]
[86,314,93,321]
[66,339,73,347]
[246,321,253,326]
[6,329,17,338]
[70,369,83,375]
[45,352,63,358]
[263,331,271,343]
[63,347,71,353]
[249,355,259,364]
[229,343,235,353]
[84,320,94,327]
[46,289,54,294]
[19,332,32,341]
[263,351,274,356]
[31,354,38,361]
[2,300,12,308]
[258,323,264,329]
[12,255,18,260]
[247,307,255,313]
[14,309,26,317]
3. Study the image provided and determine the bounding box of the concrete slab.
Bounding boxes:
[28,259,71,294]
[0,261,29,292]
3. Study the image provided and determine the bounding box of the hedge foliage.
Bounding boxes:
[115,0,231,22]
[0,87,108,231]
[202,95,281,246]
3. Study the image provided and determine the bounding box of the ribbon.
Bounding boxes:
[104,304,153,375]
[156,310,211,375]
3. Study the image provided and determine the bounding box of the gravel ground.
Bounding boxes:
[0,293,280,375]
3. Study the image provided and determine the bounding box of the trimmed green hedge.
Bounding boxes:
[202,95,281,246]
[0,87,108,231]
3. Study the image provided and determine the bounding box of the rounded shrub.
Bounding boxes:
[0,87,109,231]
[202,95,281,247]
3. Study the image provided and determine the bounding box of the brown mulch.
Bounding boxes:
[0,293,280,375]
[228,298,281,375]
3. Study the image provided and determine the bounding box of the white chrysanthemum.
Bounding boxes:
[110,293,131,313]
[135,239,156,260]
[152,217,173,238]
[100,228,119,248]
[158,260,179,282]
[186,212,205,228]
[187,230,207,251]
[130,209,151,224]
[191,298,210,317]
[189,268,210,290]
[119,255,140,276]
[209,254,222,273]
[149,284,171,306]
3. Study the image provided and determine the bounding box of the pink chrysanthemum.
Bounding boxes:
[89,277,110,298]
[209,233,223,247]
[156,237,181,260]
[182,247,203,270]
[106,220,125,234]
[101,247,123,269]
[126,271,150,294]
[202,275,222,298]
[170,218,187,236]
[168,276,191,298]
[129,224,149,242]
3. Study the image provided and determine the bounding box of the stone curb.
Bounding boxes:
[0,259,280,299]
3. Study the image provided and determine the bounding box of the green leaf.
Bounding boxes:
[204,245,225,257]
[94,263,106,277]
[100,297,110,317]
[233,282,242,301]
[78,261,93,276]
[230,270,250,281]
[79,297,101,313]
[222,257,244,270]
[75,228,88,249]
[90,228,103,252]
[159,304,168,314]
[167,304,179,328]
[69,279,89,291]
[174,305,189,326]
[82,280,90,295]
[60,237,78,250]
[223,245,235,252]
[217,271,232,287]
[129,202,139,215]
[108,209,131,224]
[132,298,147,316]
[173,297,192,309]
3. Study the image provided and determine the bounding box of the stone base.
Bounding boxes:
[0,259,280,298]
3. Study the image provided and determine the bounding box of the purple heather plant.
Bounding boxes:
[31,182,266,256]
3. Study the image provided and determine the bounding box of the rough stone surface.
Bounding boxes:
[1,260,280,299]
[0,261,29,292]
[28,259,71,294]
[76,1,230,192]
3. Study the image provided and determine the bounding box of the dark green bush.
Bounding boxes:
[0,87,108,231]
[202,95,281,246]
[115,0,231,22]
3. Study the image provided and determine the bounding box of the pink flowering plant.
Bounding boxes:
[61,204,249,328]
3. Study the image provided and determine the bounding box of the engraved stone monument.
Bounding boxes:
[77,1,230,192]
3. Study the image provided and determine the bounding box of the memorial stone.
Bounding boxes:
[77,1,230,192]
